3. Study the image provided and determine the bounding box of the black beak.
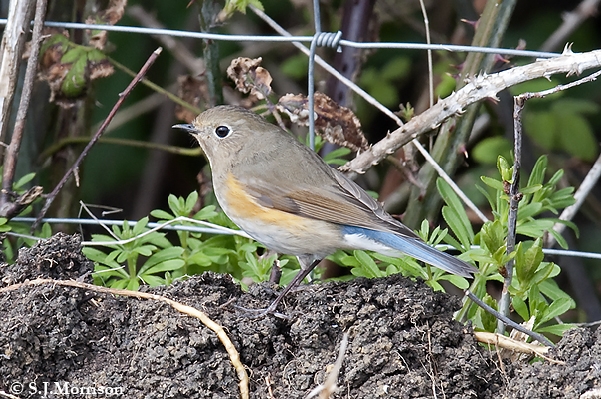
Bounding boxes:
[172,123,197,134]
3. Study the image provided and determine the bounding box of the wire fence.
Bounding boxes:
[2,1,601,265]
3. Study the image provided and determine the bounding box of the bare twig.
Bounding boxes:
[0,0,48,218]
[540,0,601,52]
[465,290,554,346]
[418,0,434,109]
[474,332,553,359]
[34,48,164,229]
[548,152,601,247]
[0,0,35,146]
[127,5,204,75]
[0,390,20,399]
[510,68,601,248]
[498,95,524,334]
[343,48,601,174]
[0,278,249,399]
[306,333,349,399]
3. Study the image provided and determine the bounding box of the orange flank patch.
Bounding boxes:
[223,173,312,229]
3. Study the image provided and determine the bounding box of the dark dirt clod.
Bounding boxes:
[0,233,599,398]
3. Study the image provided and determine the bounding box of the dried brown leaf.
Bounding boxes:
[226,57,273,100]
[277,92,368,152]
[176,75,209,122]
[86,0,127,50]
[38,32,114,108]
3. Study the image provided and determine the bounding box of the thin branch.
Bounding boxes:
[39,135,201,162]
[127,5,204,74]
[34,48,164,229]
[512,68,601,247]
[498,96,524,334]
[1,0,48,216]
[474,332,553,359]
[0,1,35,146]
[465,290,554,347]
[418,0,434,108]
[306,333,349,399]
[540,0,601,52]
[0,278,249,399]
[109,57,200,114]
[343,49,601,174]
[548,152,601,247]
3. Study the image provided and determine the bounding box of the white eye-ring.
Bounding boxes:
[215,125,231,138]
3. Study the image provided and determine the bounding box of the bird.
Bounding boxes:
[173,105,477,316]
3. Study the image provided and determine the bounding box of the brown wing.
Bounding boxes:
[241,169,420,239]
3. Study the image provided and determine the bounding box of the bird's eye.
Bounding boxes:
[215,125,231,138]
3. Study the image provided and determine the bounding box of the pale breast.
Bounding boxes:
[216,172,343,257]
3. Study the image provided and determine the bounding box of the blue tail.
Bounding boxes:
[341,225,477,277]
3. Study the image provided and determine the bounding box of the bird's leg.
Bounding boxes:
[236,258,322,319]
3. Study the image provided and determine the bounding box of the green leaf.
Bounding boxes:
[61,49,88,96]
[14,173,36,189]
[512,296,529,321]
[471,136,512,166]
[143,259,186,275]
[133,245,156,257]
[517,219,554,239]
[538,278,574,303]
[480,176,504,192]
[557,112,598,161]
[323,147,351,166]
[437,179,473,250]
[497,156,513,182]
[167,194,180,214]
[540,297,574,322]
[126,278,140,291]
[142,275,166,287]
[536,323,575,336]
[437,274,469,289]
[520,184,542,195]
[184,191,198,212]
[435,73,456,99]
[0,218,10,233]
[515,239,543,285]
[151,209,174,220]
[371,253,428,279]
[527,156,548,188]
[82,247,122,269]
[517,202,543,220]
[353,250,384,278]
[133,217,149,235]
[139,247,185,274]
[480,220,505,254]
[524,112,557,151]
[193,205,218,220]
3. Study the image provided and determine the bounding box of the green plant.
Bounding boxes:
[452,155,577,336]
[84,191,302,290]
[0,171,52,263]
[84,217,175,290]
[83,155,576,338]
